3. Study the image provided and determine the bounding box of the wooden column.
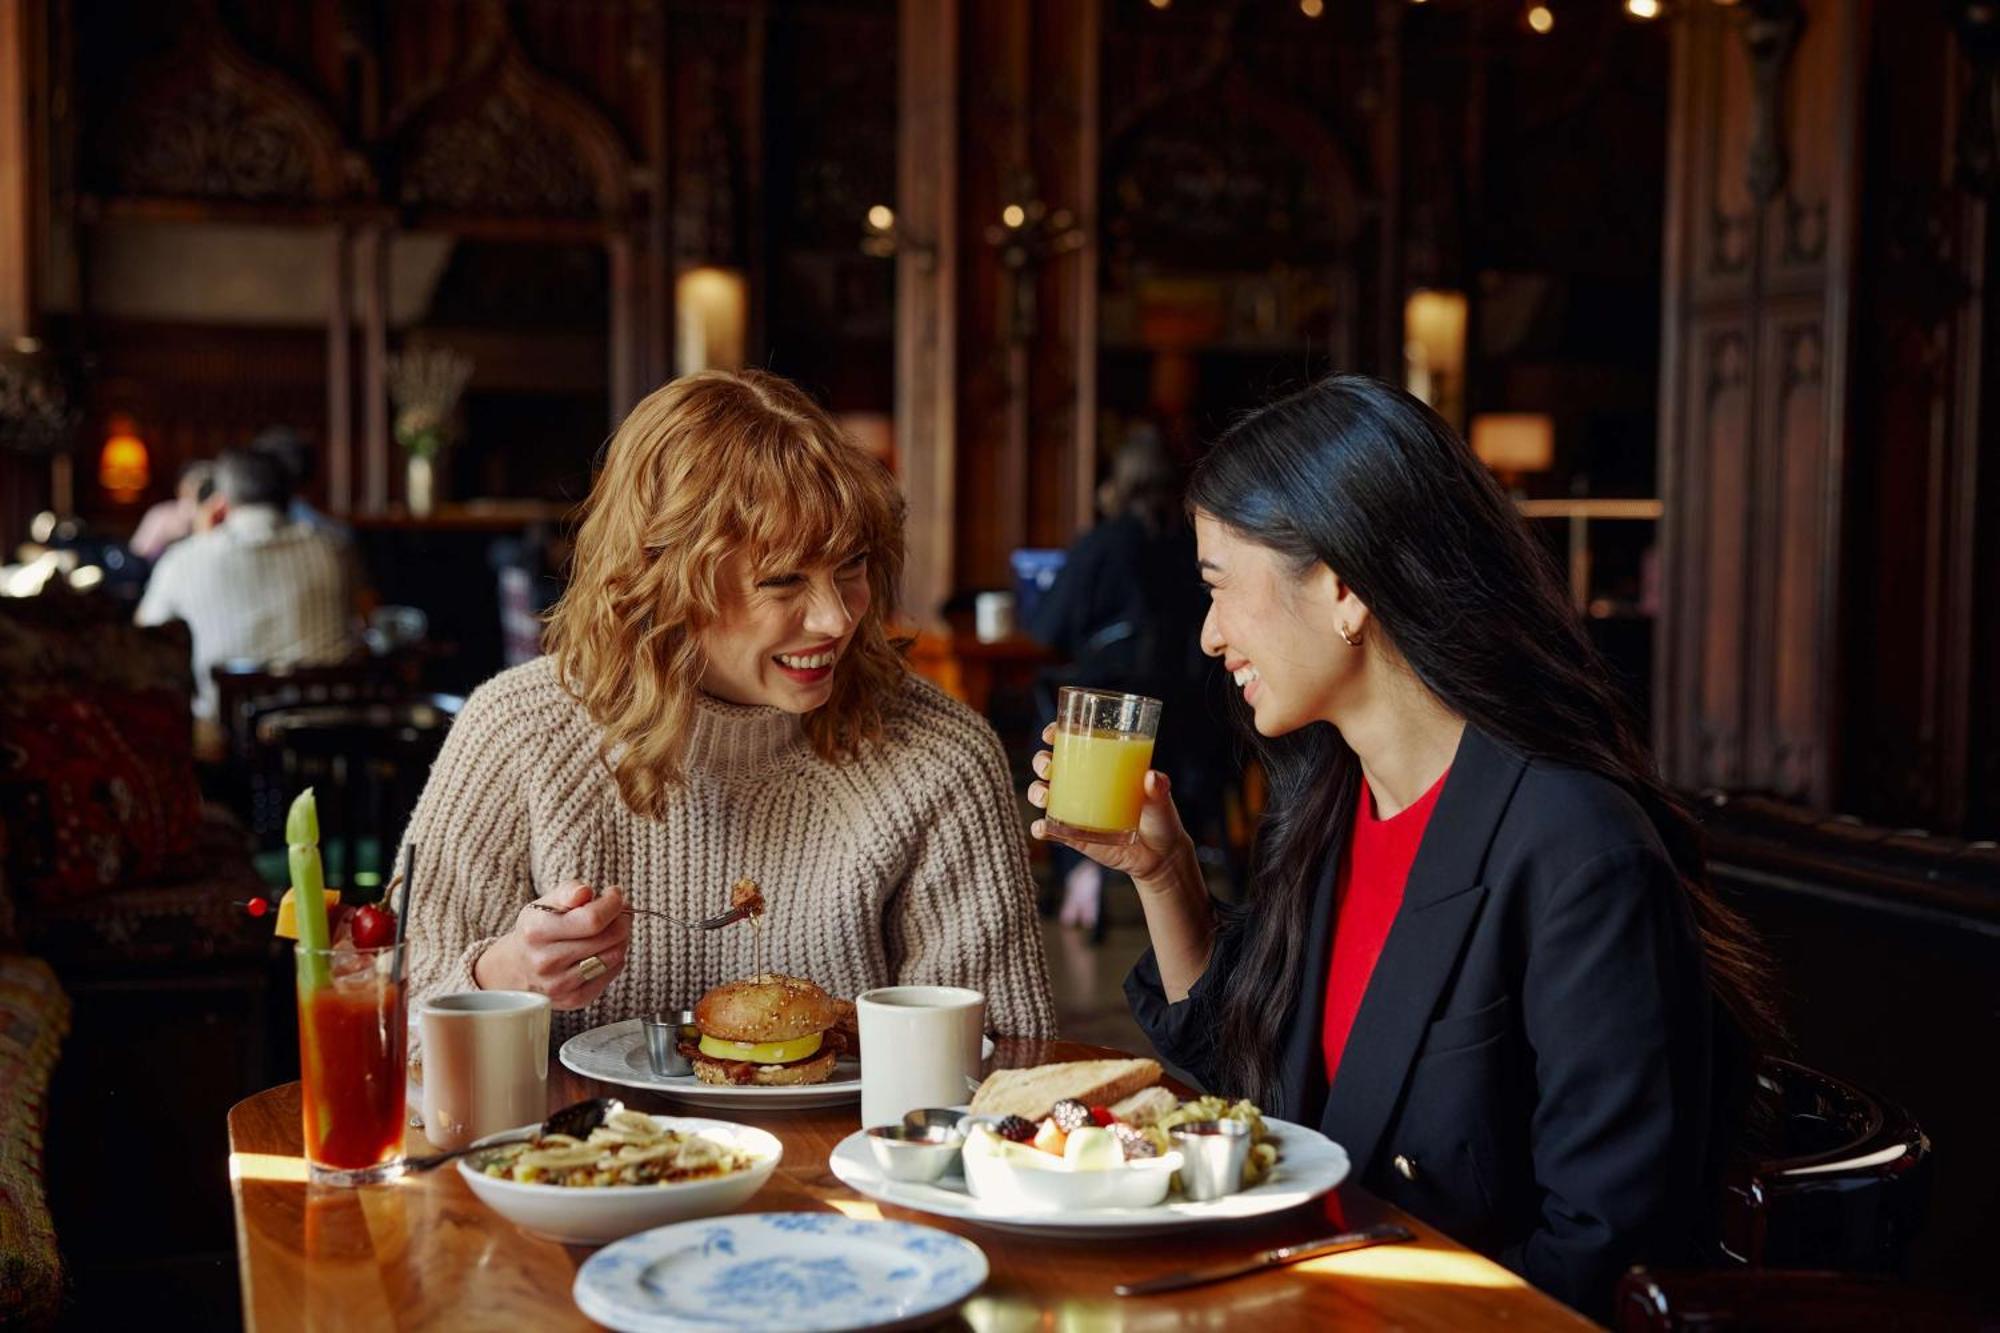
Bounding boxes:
[1656,0,1863,806]
[896,0,959,629]
[357,224,390,514]
[952,0,1100,594]
[326,227,353,514]
[0,0,34,344]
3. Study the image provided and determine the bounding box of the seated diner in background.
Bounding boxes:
[398,369,1058,1042]
[1030,374,1775,1318]
[134,446,357,723]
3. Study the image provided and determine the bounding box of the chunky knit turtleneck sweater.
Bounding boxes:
[400,656,1058,1042]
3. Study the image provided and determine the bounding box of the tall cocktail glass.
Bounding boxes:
[1044,687,1163,846]
[296,941,409,1185]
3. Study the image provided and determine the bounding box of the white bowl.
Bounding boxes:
[457,1114,781,1245]
[960,1132,1182,1213]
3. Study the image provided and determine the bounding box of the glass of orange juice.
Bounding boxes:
[1044,687,1163,846]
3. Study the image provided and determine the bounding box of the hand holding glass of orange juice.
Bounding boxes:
[1041,687,1163,845]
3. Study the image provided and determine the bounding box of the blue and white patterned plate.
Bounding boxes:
[571,1212,988,1333]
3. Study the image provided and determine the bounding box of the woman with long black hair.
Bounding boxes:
[1028,374,1774,1317]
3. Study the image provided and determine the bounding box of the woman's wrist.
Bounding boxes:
[1133,836,1204,904]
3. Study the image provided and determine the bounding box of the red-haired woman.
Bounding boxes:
[401,370,1056,1041]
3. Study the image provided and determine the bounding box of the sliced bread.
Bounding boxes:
[1107,1085,1181,1128]
[968,1058,1163,1121]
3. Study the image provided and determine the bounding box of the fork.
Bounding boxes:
[526,900,758,931]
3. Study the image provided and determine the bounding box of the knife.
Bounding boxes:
[1113,1223,1415,1297]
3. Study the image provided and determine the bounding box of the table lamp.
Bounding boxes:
[1470,413,1554,494]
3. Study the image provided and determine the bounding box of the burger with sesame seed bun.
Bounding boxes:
[681,973,843,1086]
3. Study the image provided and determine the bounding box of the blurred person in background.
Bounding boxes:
[129,460,216,561]
[136,447,356,722]
[1027,426,1227,933]
[251,426,352,546]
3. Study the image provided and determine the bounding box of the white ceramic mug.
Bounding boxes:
[973,591,1016,643]
[855,985,985,1130]
[418,990,551,1151]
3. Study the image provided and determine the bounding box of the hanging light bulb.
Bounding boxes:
[1526,4,1556,34]
[1300,0,1326,16]
[1626,0,1663,17]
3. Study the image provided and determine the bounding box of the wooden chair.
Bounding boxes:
[1613,1268,1978,1332]
[1721,1058,1933,1273]
[248,695,463,885]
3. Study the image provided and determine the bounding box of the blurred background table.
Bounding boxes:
[226,1038,1595,1332]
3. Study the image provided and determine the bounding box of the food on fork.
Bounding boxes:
[728,877,767,920]
[684,974,841,1086]
[968,1058,1162,1122]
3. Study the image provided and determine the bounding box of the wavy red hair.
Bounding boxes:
[545,370,908,817]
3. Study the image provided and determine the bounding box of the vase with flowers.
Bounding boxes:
[386,344,472,517]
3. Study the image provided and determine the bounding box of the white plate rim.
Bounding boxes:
[826,1115,1349,1237]
[570,1211,989,1333]
[558,1018,994,1108]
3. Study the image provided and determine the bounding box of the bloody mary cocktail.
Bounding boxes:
[296,942,408,1185]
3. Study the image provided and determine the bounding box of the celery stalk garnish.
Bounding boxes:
[289,788,333,990]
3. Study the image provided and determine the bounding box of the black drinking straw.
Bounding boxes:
[390,841,416,985]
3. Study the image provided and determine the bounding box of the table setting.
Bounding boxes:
[228,788,1595,1332]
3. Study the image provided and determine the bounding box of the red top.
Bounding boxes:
[1321,767,1450,1084]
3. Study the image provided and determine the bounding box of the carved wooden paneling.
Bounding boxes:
[1837,0,1997,835]
[84,6,361,207]
[1658,0,1858,808]
[391,40,632,224]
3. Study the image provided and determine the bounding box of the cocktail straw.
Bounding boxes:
[390,842,416,985]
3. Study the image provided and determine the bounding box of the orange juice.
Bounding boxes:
[1047,726,1156,839]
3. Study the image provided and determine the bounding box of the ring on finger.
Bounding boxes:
[577,954,608,983]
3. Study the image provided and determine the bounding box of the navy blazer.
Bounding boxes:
[1127,726,1731,1317]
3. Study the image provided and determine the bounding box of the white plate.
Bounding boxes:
[827,1116,1349,1239]
[459,1115,781,1245]
[559,1018,994,1111]
[572,1212,988,1333]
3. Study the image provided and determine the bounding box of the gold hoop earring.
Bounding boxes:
[1338,624,1360,647]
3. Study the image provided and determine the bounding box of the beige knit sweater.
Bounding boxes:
[400,656,1058,1042]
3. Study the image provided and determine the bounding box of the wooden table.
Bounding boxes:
[227,1039,1598,1331]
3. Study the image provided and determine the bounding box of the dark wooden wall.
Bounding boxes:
[1657,0,2000,841]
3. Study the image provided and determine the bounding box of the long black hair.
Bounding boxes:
[1187,374,1776,1107]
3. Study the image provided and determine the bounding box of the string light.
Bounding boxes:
[867,204,895,231]
[1301,0,1325,16]
[1526,4,1555,34]
[1001,203,1026,229]
[1147,0,1170,9]
[1626,0,1662,17]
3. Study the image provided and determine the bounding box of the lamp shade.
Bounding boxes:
[98,420,151,503]
[1470,413,1554,475]
[676,267,747,374]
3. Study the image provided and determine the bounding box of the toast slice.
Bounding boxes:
[969,1058,1163,1121]
[1108,1085,1180,1128]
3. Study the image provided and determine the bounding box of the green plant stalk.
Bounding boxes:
[289,788,332,991]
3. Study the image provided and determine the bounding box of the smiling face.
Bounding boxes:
[1196,512,1368,737]
[696,548,873,712]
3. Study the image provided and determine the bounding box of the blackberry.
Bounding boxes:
[993,1115,1038,1143]
[1112,1124,1158,1160]
[1050,1099,1093,1133]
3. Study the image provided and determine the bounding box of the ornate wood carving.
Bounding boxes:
[1738,0,1805,206]
[1954,0,2000,196]
[1660,0,1857,808]
[392,37,631,222]
[89,9,359,205]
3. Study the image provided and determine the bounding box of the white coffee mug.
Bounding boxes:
[418,990,551,1151]
[855,985,985,1130]
[974,591,1016,643]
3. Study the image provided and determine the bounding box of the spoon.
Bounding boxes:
[402,1096,625,1173]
